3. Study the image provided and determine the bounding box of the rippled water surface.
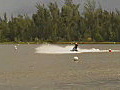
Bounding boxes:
[0,44,120,90]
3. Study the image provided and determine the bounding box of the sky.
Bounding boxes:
[0,0,120,17]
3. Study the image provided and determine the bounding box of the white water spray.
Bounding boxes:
[35,44,102,54]
[35,44,79,54]
[35,44,120,54]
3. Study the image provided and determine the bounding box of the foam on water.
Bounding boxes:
[35,44,79,54]
[35,44,120,54]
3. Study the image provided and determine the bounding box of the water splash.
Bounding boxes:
[35,44,79,54]
[35,44,100,54]
[35,44,120,54]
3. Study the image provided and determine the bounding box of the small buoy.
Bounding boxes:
[74,56,79,61]
[109,49,112,52]
[14,45,17,50]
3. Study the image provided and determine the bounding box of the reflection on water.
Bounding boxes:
[0,44,120,90]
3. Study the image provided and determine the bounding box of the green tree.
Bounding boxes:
[32,4,51,41]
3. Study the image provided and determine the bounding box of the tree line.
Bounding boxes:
[0,0,120,43]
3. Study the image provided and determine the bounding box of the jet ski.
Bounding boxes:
[70,48,78,51]
[70,43,78,51]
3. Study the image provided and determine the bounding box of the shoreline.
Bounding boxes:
[0,42,120,44]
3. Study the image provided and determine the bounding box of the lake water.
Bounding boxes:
[0,44,120,90]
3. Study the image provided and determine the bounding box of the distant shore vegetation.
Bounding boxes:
[0,0,120,43]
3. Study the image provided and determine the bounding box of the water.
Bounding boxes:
[0,44,120,90]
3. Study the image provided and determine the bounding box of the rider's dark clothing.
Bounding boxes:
[72,43,78,51]
[74,44,78,49]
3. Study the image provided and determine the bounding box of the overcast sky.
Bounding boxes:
[0,0,120,17]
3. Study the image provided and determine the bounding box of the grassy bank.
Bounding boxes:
[0,42,120,44]
[56,42,120,44]
[0,42,37,44]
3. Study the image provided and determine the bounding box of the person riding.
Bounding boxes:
[72,43,78,51]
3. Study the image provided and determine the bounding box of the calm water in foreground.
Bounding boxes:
[0,44,120,90]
